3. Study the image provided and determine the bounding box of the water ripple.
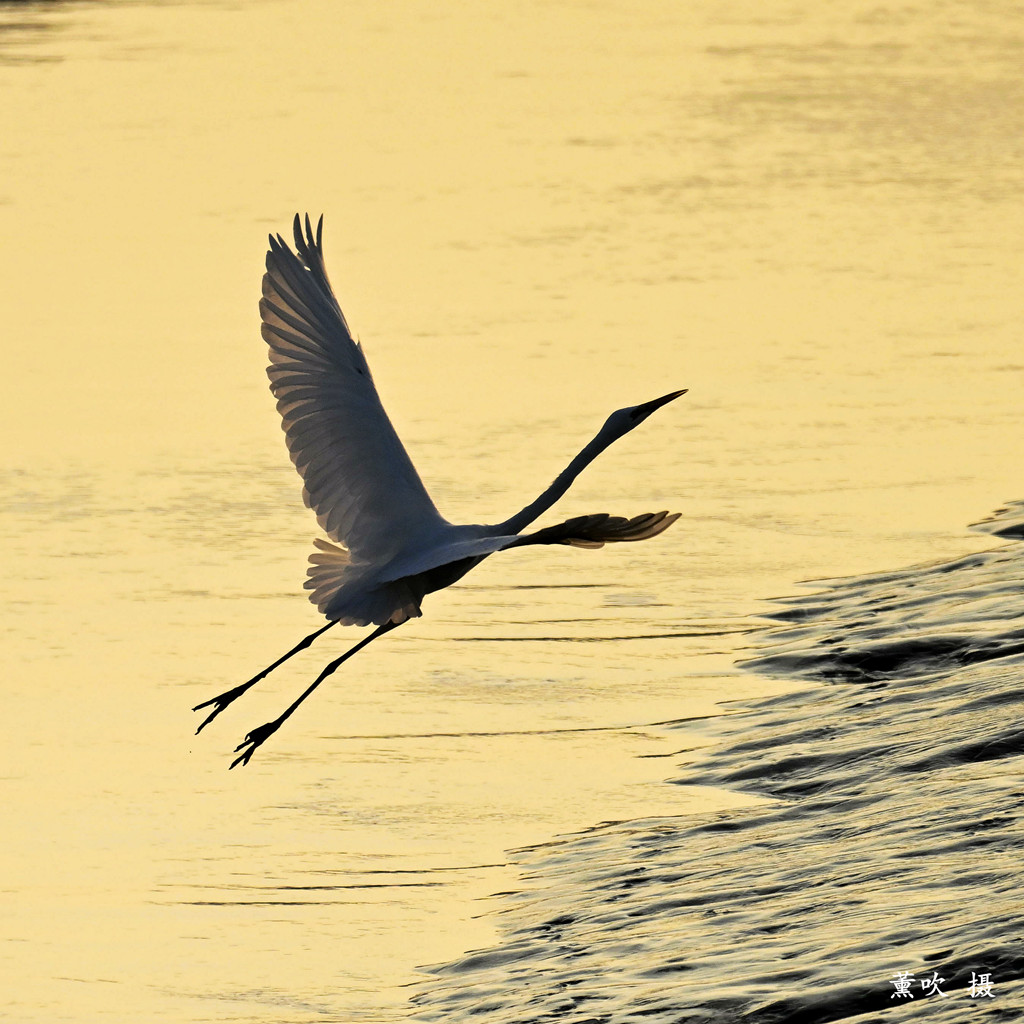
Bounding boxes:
[412,501,1024,1022]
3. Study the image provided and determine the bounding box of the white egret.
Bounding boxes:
[194,215,685,768]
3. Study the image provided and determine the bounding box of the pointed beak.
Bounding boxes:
[630,388,687,421]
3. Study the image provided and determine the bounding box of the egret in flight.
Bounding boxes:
[194,215,685,767]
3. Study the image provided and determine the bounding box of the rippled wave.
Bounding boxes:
[413,503,1024,1022]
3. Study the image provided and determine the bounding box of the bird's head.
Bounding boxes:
[604,389,687,438]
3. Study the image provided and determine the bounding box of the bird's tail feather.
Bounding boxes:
[305,538,354,613]
[305,538,423,625]
[509,511,680,549]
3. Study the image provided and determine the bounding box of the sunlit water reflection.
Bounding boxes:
[414,503,1024,1021]
[2,1,1023,1021]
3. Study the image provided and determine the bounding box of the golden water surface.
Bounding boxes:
[2,1,1022,1020]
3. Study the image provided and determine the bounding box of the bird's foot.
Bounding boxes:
[229,719,282,769]
[192,680,257,734]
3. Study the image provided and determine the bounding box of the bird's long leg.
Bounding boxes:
[230,620,400,769]
[193,619,340,734]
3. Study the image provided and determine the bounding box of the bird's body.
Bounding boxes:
[194,215,685,767]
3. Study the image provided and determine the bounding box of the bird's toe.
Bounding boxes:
[229,719,281,769]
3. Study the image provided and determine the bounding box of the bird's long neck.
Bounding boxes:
[496,426,618,536]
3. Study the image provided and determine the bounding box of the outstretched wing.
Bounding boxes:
[509,511,680,549]
[261,215,448,563]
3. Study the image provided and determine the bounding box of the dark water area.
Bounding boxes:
[412,503,1024,1023]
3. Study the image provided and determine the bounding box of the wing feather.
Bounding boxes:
[263,215,447,562]
[509,511,681,549]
